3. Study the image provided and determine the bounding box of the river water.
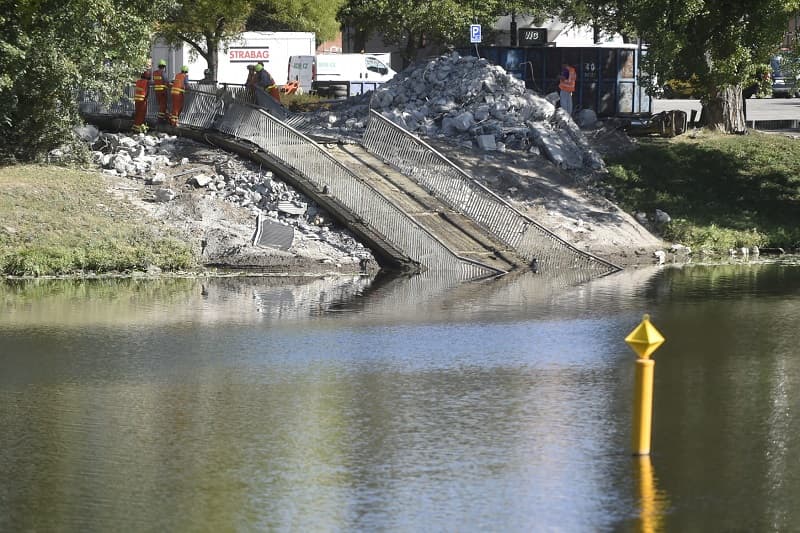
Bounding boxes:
[1,259,799,532]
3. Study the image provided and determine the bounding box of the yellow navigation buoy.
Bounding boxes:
[625,313,665,359]
[626,314,665,455]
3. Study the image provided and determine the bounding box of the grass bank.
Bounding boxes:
[605,132,800,253]
[0,165,196,276]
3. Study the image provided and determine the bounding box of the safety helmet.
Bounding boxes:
[255,64,263,72]
[158,59,167,67]
[181,65,189,73]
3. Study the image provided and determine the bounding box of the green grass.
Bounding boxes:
[0,165,197,276]
[282,92,325,111]
[605,132,800,253]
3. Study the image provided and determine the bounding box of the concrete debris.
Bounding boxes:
[574,109,599,129]
[73,125,100,143]
[654,209,672,225]
[88,131,375,267]
[302,52,607,172]
[188,173,213,188]
[154,188,176,202]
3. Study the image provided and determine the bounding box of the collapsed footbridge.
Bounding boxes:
[80,85,621,281]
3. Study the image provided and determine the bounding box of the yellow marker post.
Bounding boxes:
[625,314,665,456]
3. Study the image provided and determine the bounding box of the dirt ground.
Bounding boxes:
[424,131,664,267]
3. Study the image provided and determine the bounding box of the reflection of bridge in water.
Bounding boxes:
[79,85,620,282]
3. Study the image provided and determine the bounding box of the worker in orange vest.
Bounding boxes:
[559,62,577,115]
[131,71,150,133]
[254,63,281,106]
[169,65,189,126]
[152,59,169,122]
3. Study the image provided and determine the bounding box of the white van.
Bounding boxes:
[288,53,396,96]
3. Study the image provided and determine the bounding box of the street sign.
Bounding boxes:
[518,27,547,47]
[470,24,482,44]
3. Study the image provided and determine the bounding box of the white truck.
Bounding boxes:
[151,32,316,86]
[288,53,396,97]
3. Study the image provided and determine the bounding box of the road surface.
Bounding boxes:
[652,97,800,123]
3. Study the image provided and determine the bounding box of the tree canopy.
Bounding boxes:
[337,0,522,67]
[247,0,344,44]
[0,0,160,162]
[629,0,800,131]
[157,0,254,81]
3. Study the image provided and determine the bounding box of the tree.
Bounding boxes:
[630,0,800,133]
[247,0,345,44]
[157,0,255,82]
[337,0,514,67]
[0,0,161,162]
[550,0,636,42]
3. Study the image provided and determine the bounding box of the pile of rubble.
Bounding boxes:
[308,52,605,171]
[82,127,375,269]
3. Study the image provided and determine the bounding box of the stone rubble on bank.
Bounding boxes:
[86,128,375,269]
[304,52,605,171]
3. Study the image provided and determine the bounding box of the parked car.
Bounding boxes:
[770,55,800,97]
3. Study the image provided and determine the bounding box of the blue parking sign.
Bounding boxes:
[470,24,482,43]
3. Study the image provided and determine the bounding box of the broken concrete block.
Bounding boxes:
[575,109,599,129]
[453,111,475,132]
[476,134,497,151]
[154,188,176,202]
[188,173,213,188]
[147,172,167,185]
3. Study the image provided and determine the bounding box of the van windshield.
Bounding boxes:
[365,57,388,75]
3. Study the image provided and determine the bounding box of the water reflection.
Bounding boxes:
[1,259,800,531]
[634,456,669,533]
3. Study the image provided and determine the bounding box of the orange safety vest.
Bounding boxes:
[170,72,187,95]
[134,78,148,102]
[559,65,576,92]
[153,68,167,92]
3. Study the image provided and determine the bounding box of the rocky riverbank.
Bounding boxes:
[24,51,678,278]
[81,127,379,276]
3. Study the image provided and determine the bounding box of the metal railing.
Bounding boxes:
[215,102,502,280]
[361,110,621,275]
[76,84,617,279]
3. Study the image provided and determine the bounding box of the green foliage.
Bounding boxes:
[282,91,323,110]
[552,0,636,41]
[0,0,162,162]
[630,0,800,130]
[663,76,703,99]
[752,63,774,98]
[778,33,800,83]
[605,133,800,252]
[248,0,345,43]
[158,0,254,80]
[337,0,522,66]
[0,165,197,276]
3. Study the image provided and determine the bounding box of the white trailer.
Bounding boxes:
[151,31,316,85]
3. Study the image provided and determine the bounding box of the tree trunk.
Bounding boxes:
[702,85,746,133]
[352,28,367,53]
[205,36,220,83]
[402,32,417,69]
